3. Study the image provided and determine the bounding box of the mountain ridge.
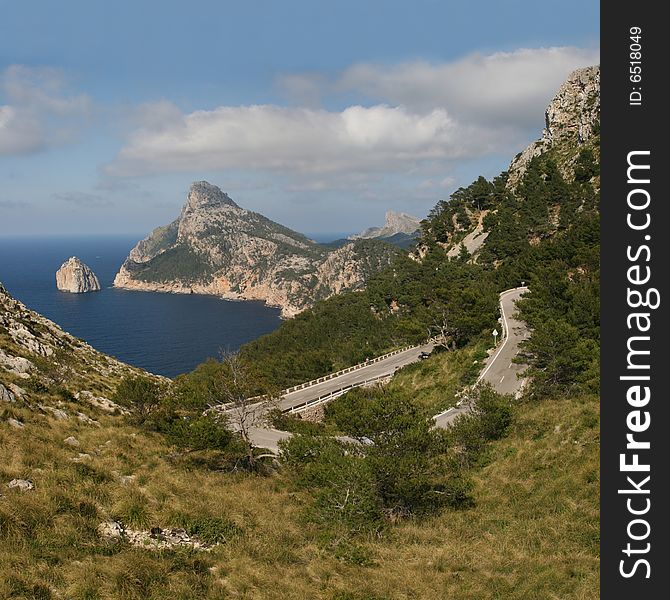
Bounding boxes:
[114,184,400,317]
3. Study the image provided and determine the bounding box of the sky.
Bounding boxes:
[0,0,599,237]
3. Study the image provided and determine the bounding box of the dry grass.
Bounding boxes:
[387,341,489,415]
[1,380,599,599]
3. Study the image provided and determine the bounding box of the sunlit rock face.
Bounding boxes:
[56,257,101,293]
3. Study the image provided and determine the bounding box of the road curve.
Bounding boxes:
[234,342,435,453]
[278,342,436,412]
[242,287,528,451]
[433,287,528,429]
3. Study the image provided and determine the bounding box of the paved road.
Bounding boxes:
[230,342,435,453]
[241,287,528,451]
[278,342,436,412]
[433,287,528,429]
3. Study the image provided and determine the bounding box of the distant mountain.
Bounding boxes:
[114,182,400,317]
[350,211,421,241]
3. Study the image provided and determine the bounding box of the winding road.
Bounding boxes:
[432,286,529,428]
[239,287,529,451]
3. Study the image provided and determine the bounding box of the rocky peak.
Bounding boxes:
[182,181,240,214]
[350,210,421,240]
[543,65,600,146]
[507,65,600,187]
[114,183,399,317]
[383,211,421,235]
[56,257,101,294]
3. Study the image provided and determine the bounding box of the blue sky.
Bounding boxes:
[1,0,599,236]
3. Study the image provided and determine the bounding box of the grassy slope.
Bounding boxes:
[2,346,598,599]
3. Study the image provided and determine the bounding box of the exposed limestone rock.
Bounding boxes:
[8,478,34,491]
[114,181,398,317]
[351,211,421,240]
[97,520,213,551]
[39,404,69,420]
[7,323,53,356]
[0,349,33,375]
[507,66,600,187]
[75,390,126,414]
[0,383,16,403]
[76,411,100,426]
[70,453,92,462]
[8,418,24,429]
[64,436,80,447]
[7,382,26,399]
[56,257,101,293]
[97,520,124,541]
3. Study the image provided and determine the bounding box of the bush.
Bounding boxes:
[448,384,513,467]
[112,375,164,424]
[268,408,327,436]
[162,414,234,453]
[283,388,458,531]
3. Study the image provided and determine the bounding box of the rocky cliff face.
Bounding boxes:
[507,65,600,187]
[351,211,421,240]
[56,257,101,293]
[0,282,143,396]
[114,182,399,317]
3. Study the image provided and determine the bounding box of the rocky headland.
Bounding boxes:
[114,182,399,317]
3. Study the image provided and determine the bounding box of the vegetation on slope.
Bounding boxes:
[0,361,598,599]
[242,144,600,399]
[1,68,601,598]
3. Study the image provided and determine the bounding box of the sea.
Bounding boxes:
[0,235,283,378]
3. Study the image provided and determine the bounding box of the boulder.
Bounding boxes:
[0,383,16,403]
[8,478,34,491]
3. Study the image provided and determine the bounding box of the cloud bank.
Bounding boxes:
[106,46,598,184]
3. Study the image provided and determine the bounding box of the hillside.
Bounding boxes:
[114,182,400,317]
[242,66,600,393]
[1,278,597,599]
[1,66,600,599]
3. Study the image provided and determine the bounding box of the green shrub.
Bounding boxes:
[112,375,165,423]
[448,384,513,467]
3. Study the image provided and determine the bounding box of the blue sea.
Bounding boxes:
[0,236,282,378]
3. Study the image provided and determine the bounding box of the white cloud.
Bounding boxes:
[285,46,600,128]
[106,103,513,178]
[418,176,456,191]
[0,105,43,155]
[106,45,599,191]
[105,102,524,176]
[0,65,91,156]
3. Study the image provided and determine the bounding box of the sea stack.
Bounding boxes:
[56,257,101,293]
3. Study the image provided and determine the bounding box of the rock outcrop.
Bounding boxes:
[56,257,101,293]
[114,181,399,317]
[507,65,600,187]
[1,281,148,400]
[350,211,421,240]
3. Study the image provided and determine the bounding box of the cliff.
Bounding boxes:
[114,182,399,317]
[507,65,600,188]
[56,257,101,293]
